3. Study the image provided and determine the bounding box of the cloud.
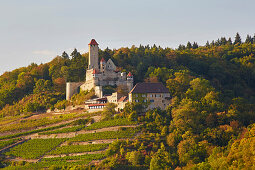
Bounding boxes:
[32,50,56,56]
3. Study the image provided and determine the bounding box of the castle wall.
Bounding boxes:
[66,82,84,100]
[80,79,95,92]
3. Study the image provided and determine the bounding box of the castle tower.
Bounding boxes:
[127,72,134,92]
[88,39,99,70]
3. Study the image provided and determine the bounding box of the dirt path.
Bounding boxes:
[43,150,106,159]
[26,125,138,139]
[61,138,133,146]
[6,157,39,163]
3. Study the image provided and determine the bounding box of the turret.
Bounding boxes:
[127,72,134,92]
[100,57,106,72]
[127,72,133,81]
[92,69,99,78]
[88,39,99,70]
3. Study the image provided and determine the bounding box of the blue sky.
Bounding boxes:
[0,0,255,74]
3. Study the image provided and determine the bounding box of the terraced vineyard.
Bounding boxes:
[42,153,105,161]
[69,128,138,142]
[0,113,140,169]
[40,118,136,135]
[0,139,19,150]
[5,138,66,159]
[48,143,109,155]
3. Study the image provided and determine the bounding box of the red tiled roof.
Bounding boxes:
[127,72,133,77]
[129,82,169,94]
[118,96,128,102]
[88,39,99,45]
[100,58,106,63]
[92,69,99,74]
[88,103,106,107]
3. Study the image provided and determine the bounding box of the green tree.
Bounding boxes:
[102,103,117,120]
[234,32,242,44]
[187,41,192,49]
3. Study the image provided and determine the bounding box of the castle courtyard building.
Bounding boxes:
[129,82,171,110]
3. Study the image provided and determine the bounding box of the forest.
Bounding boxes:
[0,33,255,169]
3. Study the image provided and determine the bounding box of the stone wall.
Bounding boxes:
[66,82,84,100]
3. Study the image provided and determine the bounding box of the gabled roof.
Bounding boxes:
[118,96,128,102]
[88,39,99,45]
[100,57,106,63]
[129,82,169,94]
[92,69,99,74]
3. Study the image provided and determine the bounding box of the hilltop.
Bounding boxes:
[0,33,255,169]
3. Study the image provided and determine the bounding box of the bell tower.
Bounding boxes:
[88,39,99,70]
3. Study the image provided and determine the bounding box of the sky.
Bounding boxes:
[0,0,255,74]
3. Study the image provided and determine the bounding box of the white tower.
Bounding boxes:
[88,39,99,70]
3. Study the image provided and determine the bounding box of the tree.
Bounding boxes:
[185,78,215,101]
[102,103,117,120]
[192,42,199,49]
[245,34,253,44]
[126,151,143,166]
[187,41,192,49]
[150,155,163,170]
[70,48,79,59]
[234,32,242,44]
[227,37,232,45]
[166,70,193,98]
[220,37,227,45]
[61,51,69,59]
[178,44,186,50]
[205,41,210,47]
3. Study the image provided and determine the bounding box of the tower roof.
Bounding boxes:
[92,69,99,74]
[88,39,99,45]
[127,72,133,77]
[100,57,106,63]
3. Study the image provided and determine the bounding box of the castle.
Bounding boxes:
[66,39,134,100]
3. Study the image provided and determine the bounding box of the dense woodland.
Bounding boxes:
[0,33,255,169]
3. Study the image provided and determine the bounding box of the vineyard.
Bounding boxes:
[40,118,136,135]
[69,128,138,142]
[0,123,70,140]
[5,138,66,159]
[39,125,85,135]
[48,143,109,155]
[0,139,19,150]
[0,112,86,133]
[0,113,140,169]
[82,118,137,130]
[42,153,105,161]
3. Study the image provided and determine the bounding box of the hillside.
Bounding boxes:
[0,33,255,169]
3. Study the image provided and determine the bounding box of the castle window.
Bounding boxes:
[142,94,146,97]
[135,99,139,102]
[143,99,147,102]
[150,100,154,102]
